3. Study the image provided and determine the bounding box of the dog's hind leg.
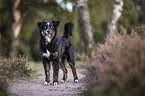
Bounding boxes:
[43,59,50,85]
[59,57,68,83]
[68,60,79,83]
[66,46,79,83]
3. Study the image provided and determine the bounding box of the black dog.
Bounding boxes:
[37,21,78,85]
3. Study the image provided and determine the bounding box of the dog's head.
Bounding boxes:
[37,21,60,44]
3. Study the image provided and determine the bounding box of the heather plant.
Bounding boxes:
[83,27,145,96]
[0,55,31,96]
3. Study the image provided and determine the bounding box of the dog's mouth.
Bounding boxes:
[42,31,55,44]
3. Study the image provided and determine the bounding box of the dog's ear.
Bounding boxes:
[52,21,60,28]
[37,22,43,30]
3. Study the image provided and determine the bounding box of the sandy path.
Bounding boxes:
[8,63,86,96]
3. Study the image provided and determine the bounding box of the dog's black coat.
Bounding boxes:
[37,21,78,84]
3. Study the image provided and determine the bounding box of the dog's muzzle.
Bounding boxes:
[41,30,55,44]
[45,36,51,43]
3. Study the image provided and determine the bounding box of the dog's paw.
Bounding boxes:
[74,79,79,83]
[60,80,67,83]
[50,52,58,59]
[53,82,58,86]
[43,81,50,85]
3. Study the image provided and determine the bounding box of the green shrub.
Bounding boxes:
[0,55,31,96]
[83,27,145,96]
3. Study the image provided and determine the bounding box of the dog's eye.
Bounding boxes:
[44,25,48,29]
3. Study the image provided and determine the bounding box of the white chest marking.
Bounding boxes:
[42,50,51,58]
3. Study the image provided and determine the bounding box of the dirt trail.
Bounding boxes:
[8,63,86,96]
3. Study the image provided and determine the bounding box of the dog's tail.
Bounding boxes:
[63,22,74,38]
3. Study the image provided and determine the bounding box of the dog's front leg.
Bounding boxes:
[52,61,59,85]
[43,59,50,85]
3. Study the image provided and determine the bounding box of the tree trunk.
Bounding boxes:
[76,0,95,56]
[9,0,22,58]
[141,0,145,23]
[106,0,124,39]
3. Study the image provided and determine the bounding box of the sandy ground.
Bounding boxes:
[8,63,86,96]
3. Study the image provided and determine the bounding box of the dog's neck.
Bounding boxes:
[45,36,58,53]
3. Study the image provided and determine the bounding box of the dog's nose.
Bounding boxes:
[47,31,50,33]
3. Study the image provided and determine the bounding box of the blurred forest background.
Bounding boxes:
[0,0,145,61]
